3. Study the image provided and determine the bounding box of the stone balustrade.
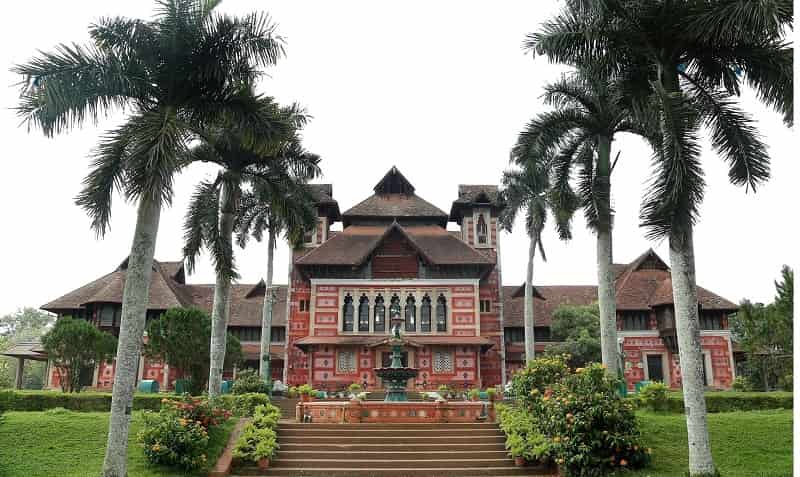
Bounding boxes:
[295,399,496,424]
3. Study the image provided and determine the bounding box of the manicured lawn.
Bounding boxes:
[0,410,236,477]
[619,410,792,477]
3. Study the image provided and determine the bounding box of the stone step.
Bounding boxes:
[271,458,517,469]
[278,422,498,430]
[279,442,506,452]
[279,435,507,444]
[277,450,510,460]
[234,466,553,476]
[277,428,504,437]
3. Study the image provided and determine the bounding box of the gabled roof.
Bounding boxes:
[449,184,504,221]
[509,284,546,300]
[183,283,287,326]
[1,339,48,360]
[503,285,597,327]
[41,259,192,312]
[307,183,341,221]
[294,222,494,268]
[342,167,448,226]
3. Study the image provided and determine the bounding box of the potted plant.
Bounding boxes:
[287,386,298,399]
[506,434,528,467]
[355,391,367,401]
[468,388,480,401]
[486,388,497,401]
[437,384,451,399]
[348,382,363,396]
[298,384,314,402]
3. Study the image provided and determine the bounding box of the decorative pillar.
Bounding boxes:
[14,357,25,389]
[162,363,170,390]
[348,398,362,423]
[137,356,145,385]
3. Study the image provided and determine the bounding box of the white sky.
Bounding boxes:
[0,1,795,316]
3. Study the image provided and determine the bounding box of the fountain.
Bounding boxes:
[373,310,418,401]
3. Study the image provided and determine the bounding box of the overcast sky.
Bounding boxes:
[0,1,795,316]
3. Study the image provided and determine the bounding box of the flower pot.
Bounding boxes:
[257,458,270,470]
[514,456,526,467]
[301,394,310,402]
[471,396,479,402]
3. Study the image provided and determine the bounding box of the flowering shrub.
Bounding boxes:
[512,355,570,408]
[231,369,271,395]
[138,410,210,470]
[537,364,650,476]
[233,424,279,462]
[231,393,271,417]
[496,404,550,462]
[161,395,231,428]
[636,382,670,412]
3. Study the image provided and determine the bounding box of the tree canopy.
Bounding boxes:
[544,304,602,368]
[41,317,117,393]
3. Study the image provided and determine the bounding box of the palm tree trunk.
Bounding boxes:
[208,180,235,399]
[669,228,715,475]
[596,135,620,375]
[259,229,276,381]
[523,233,537,363]
[101,197,161,477]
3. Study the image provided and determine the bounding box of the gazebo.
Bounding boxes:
[1,339,48,389]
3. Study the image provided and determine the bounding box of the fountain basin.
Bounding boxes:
[374,367,419,401]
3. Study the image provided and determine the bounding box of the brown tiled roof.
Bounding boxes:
[42,259,191,312]
[293,335,494,352]
[184,284,288,327]
[240,343,285,361]
[342,194,448,224]
[502,249,738,326]
[295,223,493,267]
[308,184,335,204]
[1,339,48,360]
[503,285,598,327]
[509,284,546,300]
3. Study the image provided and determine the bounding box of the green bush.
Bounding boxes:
[231,369,270,395]
[161,395,231,428]
[252,403,281,429]
[637,382,670,412]
[732,376,754,392]
[533,363,650,476]
[778,373,792,391]
[665,391,793,413]
[286,386,298,398]
[348,382,363,394]
[511,355,570,408]
[297,384,313,396]
[138,409,210,470]
[232,424,279,463]
[0,390,165,412]
[229,393,271,417]
[496,404,550,462]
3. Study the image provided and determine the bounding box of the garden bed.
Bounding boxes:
[662,390,792,413]
[0,410,236,477]
[0,389,171,412]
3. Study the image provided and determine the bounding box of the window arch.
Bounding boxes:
[374,294,385,332]
[436,294,447,332]
[389,294,401,320]
[476,214,488,244]
[358,294,370,332]
[405,295,416,332]
[420,294,432,332]
[342,294,354,332]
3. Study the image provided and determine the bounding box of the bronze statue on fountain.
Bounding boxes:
[373,309,419,401]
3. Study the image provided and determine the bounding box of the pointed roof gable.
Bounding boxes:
[449,184,504,222]
[295,222,493,268]
[342,167,448,227]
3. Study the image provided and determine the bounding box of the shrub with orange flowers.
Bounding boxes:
[161,394,232,428]
[535,363,650,476]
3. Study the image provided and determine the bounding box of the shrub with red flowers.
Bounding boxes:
[160,395,232,428]
[535,364,650,476]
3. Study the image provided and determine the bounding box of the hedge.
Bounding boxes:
[661,391,793,413]
[0,390,170,412]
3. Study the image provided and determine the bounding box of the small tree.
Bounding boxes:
[544,304,602,368]
[144,307,243,395]
[41,317,117,393]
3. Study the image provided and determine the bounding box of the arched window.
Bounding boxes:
[342,294,354,332]
[436,294,447,332]
[374,295,385,332]
[405,295,416,332]
[358,294,370,332]
[420,294,432,332]
[389,294,401,320]
[476,214,488,244]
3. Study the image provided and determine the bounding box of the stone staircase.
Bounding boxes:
[233,422,554,476]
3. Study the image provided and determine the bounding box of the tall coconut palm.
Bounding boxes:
[514,67,659,375]
[528,1,792,474]
[500,158,574,362]
[235,176,317,385]
[12,1,285,474]
[182,101,320,397]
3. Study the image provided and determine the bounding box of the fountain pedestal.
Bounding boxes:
[373,315,419,402]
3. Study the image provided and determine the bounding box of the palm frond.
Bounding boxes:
[183,179,220,274]
[685,0,792,45]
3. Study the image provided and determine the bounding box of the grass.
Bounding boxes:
[0,410,236,477]
[619,409,792,477]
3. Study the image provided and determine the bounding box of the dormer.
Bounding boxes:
[449,185,504,249]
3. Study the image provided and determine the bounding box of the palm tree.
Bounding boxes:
[528,1,792,474]
[235,177,317,386]
[514,67,659,375]
[500,158,573,362]
[12,2,284,474]
[182,99,320,397]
